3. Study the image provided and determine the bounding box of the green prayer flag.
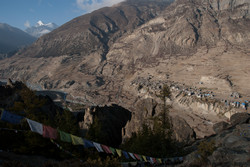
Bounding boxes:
[109,147,116,155]
[71,134,84,145]
[116,149,122,157]
[59,130,72,143]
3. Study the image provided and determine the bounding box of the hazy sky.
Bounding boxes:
[0,0,124,30]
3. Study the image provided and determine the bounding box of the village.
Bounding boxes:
[169,83,249,112]
[130,76,249,112]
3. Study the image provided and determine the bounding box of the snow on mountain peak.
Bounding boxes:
[26,21,58,38]
[36,20,44,27]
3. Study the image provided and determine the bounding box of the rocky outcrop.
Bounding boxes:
[230,112,250,126]
[209,123,250,167]
[0,80,63,117]
[79,104,132,147]
[213,121,230,134]
[180,112,250,167]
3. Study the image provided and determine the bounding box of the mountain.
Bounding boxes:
[0,0,249,146]
[25,20,58,38]
[0,23,36,58]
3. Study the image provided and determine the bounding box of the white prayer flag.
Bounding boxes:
[26,118,43,135]
[93,142,104,152]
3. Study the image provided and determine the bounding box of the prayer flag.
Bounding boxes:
[93,142,104,152]
[116,149,122,157]
[142,155,147,161]
[59,130,72,142]
[128,152,136,160]
[71,135,84,145]
[101,145,112,154]
[157,158,162,164]
[153,158,157,164]
[83,139,94,148]
[43,125,58,139]
[133,153,141,161]
[1,110,23,124]
[122,151,130,159]
[149,157,154,164]
[26,118,43,135]
[109,147,116,155]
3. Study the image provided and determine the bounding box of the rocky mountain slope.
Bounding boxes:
[0,23,36,58]
[0,0,249,141]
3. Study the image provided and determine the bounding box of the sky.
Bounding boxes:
[0,0,124,31]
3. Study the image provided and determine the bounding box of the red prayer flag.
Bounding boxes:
[101,144,112,154]
[43,125,58,139]
[153,158,157,164]
[133,153,141,160]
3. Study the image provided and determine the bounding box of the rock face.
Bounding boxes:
[0,0,250,143]
[209,123,250,167]
[180,113,250,167]
[213,121,230,134]
[171,116,196,145]
[79,104,132,147]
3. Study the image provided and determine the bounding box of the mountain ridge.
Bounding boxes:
[1,0,249,103]
[0,23,36,58]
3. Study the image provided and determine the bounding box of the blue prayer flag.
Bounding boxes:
[83,139,94,148]
[122,151,130,159]
[0,110,24,124]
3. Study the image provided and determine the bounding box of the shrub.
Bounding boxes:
[197,140,216,163]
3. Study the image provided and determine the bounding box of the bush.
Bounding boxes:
[0,82,80,159]
[197,140,216,163]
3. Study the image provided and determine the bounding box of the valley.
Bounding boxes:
[0,0,249,166]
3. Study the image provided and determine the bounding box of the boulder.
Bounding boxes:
[230,113,250,126]
[235,124,250,138]
[171,116,196,145]
[209,147,250,167]
[213,121,230,134]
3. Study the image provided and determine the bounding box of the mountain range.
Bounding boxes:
[0,0,249,154]
[1,0,249,102]
[25,20,58,38]
[0,23,36,59]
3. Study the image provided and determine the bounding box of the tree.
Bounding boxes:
[156,84,172,136]
[1,81,80,159]
[122,85,175,157]
[85,117,108,144]
[197,140,216,162]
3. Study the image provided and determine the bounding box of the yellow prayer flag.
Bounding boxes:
[142,155,147,161]
[158,158,162,163]
[116,149,122,157]
[71,134,84,145]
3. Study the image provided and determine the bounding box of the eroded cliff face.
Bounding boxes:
[0,0,250,143]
